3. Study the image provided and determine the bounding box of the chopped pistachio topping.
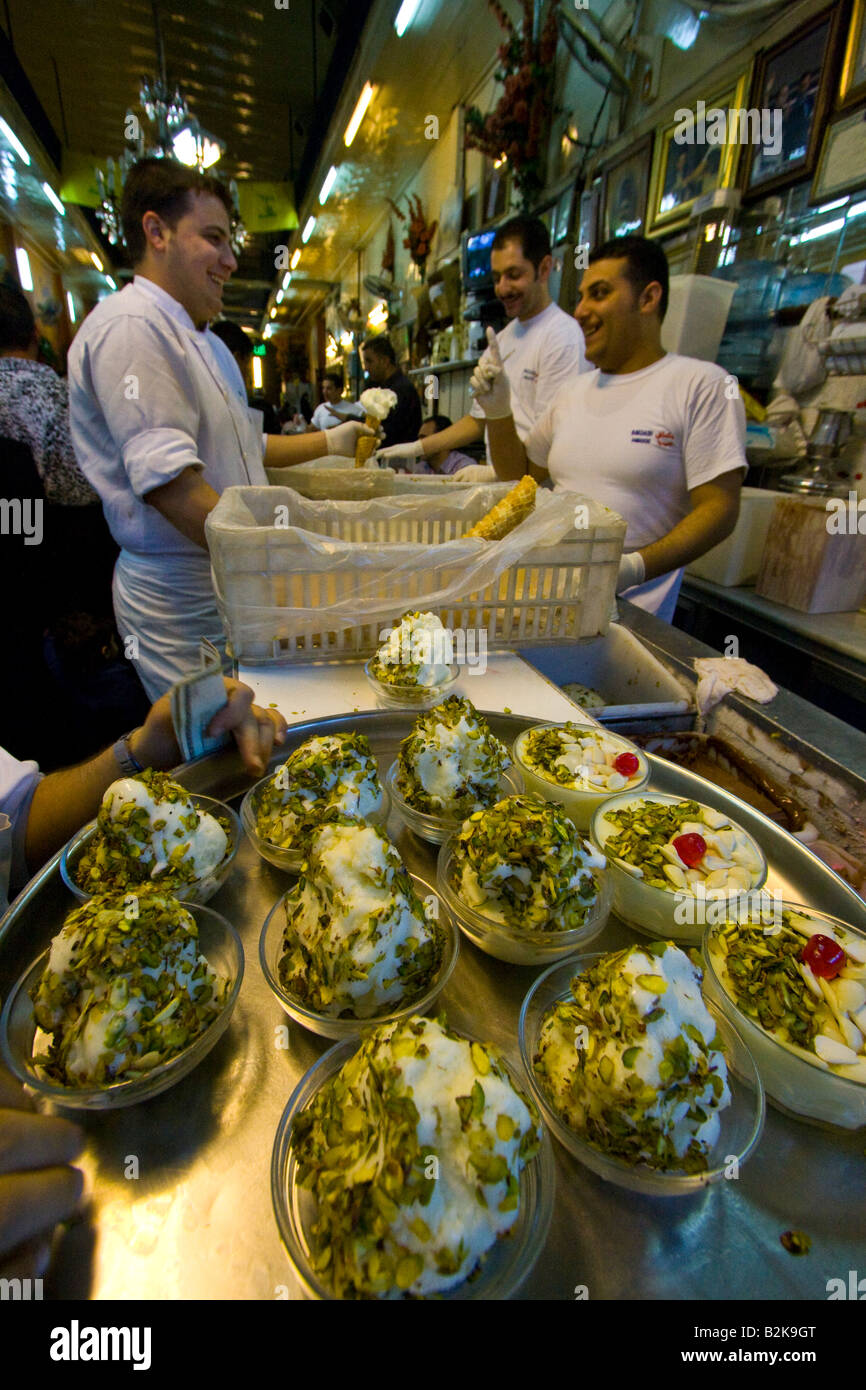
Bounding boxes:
[74,770,231,896]
[255,732,382,854]
[449,794,605,932]
[288,1014,541,1298]
[534,942,731,1171]
[31,890,229,1086]
[278,822,443,1018]
[520,723,644,793]
[370,611,451,688]
[396,696,511,818]
[601,798,762,897]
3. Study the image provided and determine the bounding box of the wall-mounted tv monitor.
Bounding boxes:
[461,228,499,294]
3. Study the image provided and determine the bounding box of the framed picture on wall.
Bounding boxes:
[743,6,846,197]
[552,182,575,244]
[839,0,866,109]
[811,106,866,202]
[647,71,749,236]
[601,135,653,241]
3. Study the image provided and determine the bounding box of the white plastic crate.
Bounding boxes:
[207,485,626,663]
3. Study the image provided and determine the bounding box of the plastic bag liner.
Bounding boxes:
[206,484,626,655]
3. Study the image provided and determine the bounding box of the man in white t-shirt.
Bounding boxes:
[375,215,587,467]
[309,371,365,431]
[472,235,746,620]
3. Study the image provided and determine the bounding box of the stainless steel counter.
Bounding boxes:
[2,709,864,1302]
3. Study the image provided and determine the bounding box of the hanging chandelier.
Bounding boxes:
[95,4,246,253]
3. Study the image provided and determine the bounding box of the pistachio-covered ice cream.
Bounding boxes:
[396,697,511,818]
[75,771,230,895]
[599,798,764,897]
[31,892,229,1086]
[708,910,866,1082]
[278,822,442,1018]
[254,732,383,854]
[449,794,606,931]
[290,1014,541,1297]
[370,611,452,688]
[534,942,731,1170]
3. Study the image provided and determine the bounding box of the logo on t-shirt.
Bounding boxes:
[522,368,538,383]
[631,429,652,445]
[654,429,675,449]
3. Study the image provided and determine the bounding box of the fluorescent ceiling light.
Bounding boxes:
[394,0,422,37]
[90,252,104,271]
[344,82,374,147]
[263,324,274,338]
[849,199,866,218]
[15,247,33,291]
[269,307,277,318]
[290,249,301,269]
[319,165,338,204]
[817,198,849,213]
[106,276,117,290]
[251,356,263,390]
[301,216,316,243]
[789,218,845,246]
[662,0,701,49]
[281,271,293,290]
[0,117,31,164]
[275,289,285,304]
[42,181,65,216]
[66,291,76,324]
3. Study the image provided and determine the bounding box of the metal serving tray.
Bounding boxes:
[1,710,863,1302]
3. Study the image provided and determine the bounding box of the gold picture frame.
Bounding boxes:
[811,106,866,202]
[647,71,750,237]
[840,0,866,109]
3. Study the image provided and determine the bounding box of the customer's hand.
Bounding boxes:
[376,440,424,463]
[0,1064,84,1279]
[469,328,512,418]
[324,420,375,457]
[131,677,288,778]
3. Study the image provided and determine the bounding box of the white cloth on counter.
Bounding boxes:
[0,746,42,913]
[525,353,748,621]
[471,301,588,463]
[694,658,778,715]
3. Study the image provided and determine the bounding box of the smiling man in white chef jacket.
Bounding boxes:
[69,158,370,700]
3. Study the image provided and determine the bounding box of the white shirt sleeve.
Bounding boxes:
[683,369,748,491]
[82,316,207,498]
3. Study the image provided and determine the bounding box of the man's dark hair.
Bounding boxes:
[589,235,670,320]
[422,414,453,432]
[209,319,253,359]
[323,370,345,390]
[0,283,36,351]
[491,215,551,271]
[361,334,396,364]
[121,157,235,264]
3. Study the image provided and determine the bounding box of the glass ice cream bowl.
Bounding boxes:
[241,774,390,874]
[436,832,612,967]
[364,657,460,710]
[702,903,866,1131]
[60,794,241,906]
[259,870,459,1041]
[519,955,765,1196]
[589,792,768,947]
[512,722,650,831]
[0,902,244,1111]
[385,758,523,845]
[270,1027,555,1299]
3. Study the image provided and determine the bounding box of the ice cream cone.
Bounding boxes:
[355,415,379,468]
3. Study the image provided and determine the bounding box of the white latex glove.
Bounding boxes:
[376,440,424,462]
[469,327,512,418]
[616,551,646,594]
[324,420,374,457]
